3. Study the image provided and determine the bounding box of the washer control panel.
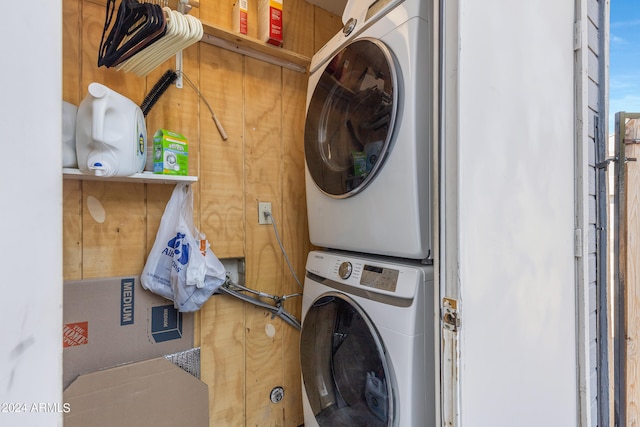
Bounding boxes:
[308,251,427,300]
[332,259,399,292]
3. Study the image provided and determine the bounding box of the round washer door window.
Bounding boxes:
[300,293,395,426]
[304,39,398,198]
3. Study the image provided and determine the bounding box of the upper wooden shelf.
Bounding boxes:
[200,22,311,74]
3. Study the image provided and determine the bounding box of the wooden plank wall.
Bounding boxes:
[624,117,640,427]
[62,0,342,425]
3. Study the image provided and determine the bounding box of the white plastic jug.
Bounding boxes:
[76,82,146,177]
[62,101,78,168]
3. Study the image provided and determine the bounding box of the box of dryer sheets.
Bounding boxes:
[153,129,188,175]
[63,276,194,388]
[233,0,248,35]
[64,357,209,427]
[258,0,283,46]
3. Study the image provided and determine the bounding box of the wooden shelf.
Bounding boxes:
[63,168,198,184]
[200,22,311,73]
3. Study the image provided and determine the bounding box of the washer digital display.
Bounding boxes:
[360,265,399,292]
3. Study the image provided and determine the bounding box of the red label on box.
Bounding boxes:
[240,10,248,34]
[63,322,89,347]
[268,6,283,45]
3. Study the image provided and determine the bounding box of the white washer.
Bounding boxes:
[304,0,434,260]
[300,250,437,426]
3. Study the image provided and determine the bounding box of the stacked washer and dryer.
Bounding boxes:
[300,0,437,426]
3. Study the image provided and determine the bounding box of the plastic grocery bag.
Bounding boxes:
[141,183,226,311]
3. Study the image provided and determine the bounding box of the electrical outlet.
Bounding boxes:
[258,202,273,224]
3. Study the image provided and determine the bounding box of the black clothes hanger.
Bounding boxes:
[109,2,166,67]
[98,0,166,68]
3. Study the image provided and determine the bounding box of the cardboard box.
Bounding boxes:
[233,0,248,35]
[63,276,194,388]
[153,129,189,175]
[64,357,209,427]
[258,0,283,46]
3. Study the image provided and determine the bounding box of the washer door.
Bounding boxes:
[300,293,395,426]
[304,38,398,198]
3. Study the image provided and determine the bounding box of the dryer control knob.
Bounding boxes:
[338,262,353,279]
[343,18,357,36]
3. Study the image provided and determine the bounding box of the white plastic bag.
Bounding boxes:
[141,183,226,311]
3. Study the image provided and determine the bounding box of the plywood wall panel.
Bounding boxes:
[244,57,285,426]
[81,182,146,278]
[63,180,83,281]
[199,44,246,259]
[314,7,343,51]
[245,305,285,425]
[200,0,233,35]
[280,71,308,314]
[280,67,309,427]
[243,57,283,298]
[199,0,256,39]
[200,294,247,426]
[197,42,247,427]
[283,0,315,57]
[246,0,259,40]
[63,0,81,104]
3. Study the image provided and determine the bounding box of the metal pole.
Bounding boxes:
[595,114,611,427]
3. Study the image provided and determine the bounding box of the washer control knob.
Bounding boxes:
[343,18,357,36]
[338,262,353,279]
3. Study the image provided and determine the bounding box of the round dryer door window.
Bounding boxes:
[300,293,395,426]
[305,39,398,197]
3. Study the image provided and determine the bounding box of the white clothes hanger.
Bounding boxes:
[116,5,202,77]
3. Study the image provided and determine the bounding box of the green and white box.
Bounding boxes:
[153,129,188,175]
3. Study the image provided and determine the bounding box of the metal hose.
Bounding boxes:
[216,286,301,330]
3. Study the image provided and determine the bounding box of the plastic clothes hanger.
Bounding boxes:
[123,9,188,73]
[98,0,161,67]
[116,8,203,77]
[98,0,166,68]
[109,3,167,67]
[115,7,180,73]
[122,10,203,76]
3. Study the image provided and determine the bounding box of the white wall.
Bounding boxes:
[455,1,578,425]
[0,1,63,426]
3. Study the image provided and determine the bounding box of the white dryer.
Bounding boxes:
[304,0,434,260]
[300,250,437,427]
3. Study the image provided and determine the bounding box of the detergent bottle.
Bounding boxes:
[75,83,146,177]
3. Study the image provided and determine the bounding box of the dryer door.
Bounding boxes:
[304,38,398,198]
[300,292,395,426]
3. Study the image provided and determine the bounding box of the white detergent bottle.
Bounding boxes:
[76,82,146,177]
